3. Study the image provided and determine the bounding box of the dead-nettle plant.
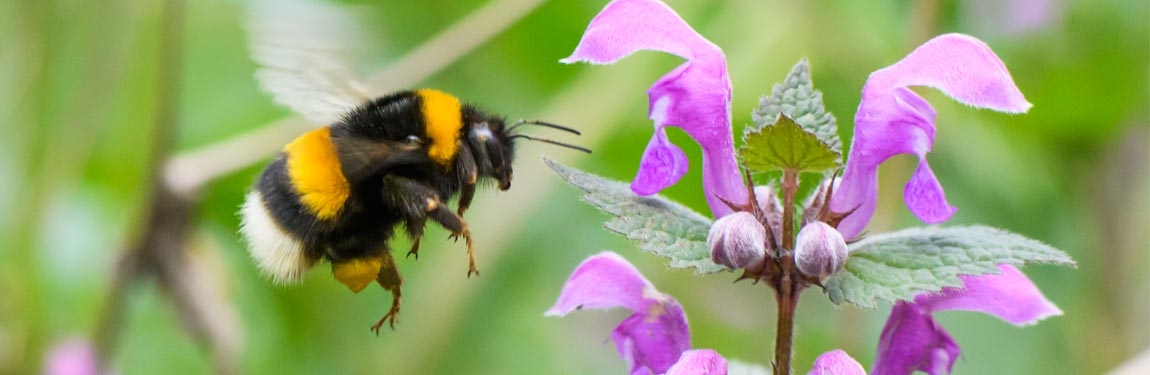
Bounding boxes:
[543,1,1075,375]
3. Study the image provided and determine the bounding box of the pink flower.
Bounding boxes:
[809,265,1061,375]
[871,264,1060,375]
[808,350,866,375]
[830,33,1032,239]
[562,0,745,218]
[546,252,726,375]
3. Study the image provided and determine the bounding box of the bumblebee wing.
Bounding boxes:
[333,136,431,182]
[246,0,374,125]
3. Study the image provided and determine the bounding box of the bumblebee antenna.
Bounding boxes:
[509,119,582,135]
[509,134,592,154]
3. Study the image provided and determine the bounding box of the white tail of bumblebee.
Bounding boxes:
[239,191,314,284]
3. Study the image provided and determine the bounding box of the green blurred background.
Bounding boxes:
[2,0,1147,374]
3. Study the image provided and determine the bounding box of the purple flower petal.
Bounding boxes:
[832,34,1031,239]
[563,0,744,217]
[872,265,1060,375]
[559,0,716,64]
[872,302,960,375]
[548,251,696,375]
[632,128,689,195]
[904,161,956,224]
[916,264,1063,326]
[613,300,693,375]
[545,251,657,315]
[665,349,728,375]
[809,350,867,375]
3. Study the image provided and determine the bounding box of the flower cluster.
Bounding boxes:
[550,0,1062,374]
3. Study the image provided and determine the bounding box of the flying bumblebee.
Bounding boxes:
[239,1,588,333]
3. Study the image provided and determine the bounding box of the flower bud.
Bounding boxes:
[708,212,767,269]
[794,221,848,281]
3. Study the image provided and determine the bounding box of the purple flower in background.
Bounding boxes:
[809,264,1061,375]
[965,0,1064,37]
[562,0,744,218]
[45,338,98,375]
[830,33,1032,239]
[546,252,726,375]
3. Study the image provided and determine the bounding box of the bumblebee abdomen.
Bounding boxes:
[240,189,315,284]
[283,127,351,220]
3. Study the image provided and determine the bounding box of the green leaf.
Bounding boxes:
[740,114,841,174]
[824,225,1076,308]
[543,157,724,274]
[750,58,841,154]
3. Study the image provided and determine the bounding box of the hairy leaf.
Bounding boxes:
[741,114,840,174]
[824,226,1076,308]
[544,157,723,274]
[750,59,841,153]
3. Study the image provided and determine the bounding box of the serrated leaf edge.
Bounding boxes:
[825,225,1075,309]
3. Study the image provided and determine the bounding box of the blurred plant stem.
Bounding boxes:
[92,0,247,373]
[11,0,49,372]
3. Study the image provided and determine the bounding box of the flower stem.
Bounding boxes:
[781,170,798,250]
[772,169,801,375]
[773,260,800,375]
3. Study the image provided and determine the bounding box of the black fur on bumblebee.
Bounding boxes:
[239,89,588,333]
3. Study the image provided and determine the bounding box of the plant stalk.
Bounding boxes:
[772,169,801,375]
[781,170,798,250]
[773,260,800,375]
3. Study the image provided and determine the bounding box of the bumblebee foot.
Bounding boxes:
[370,296,401,335]
[372,253,403,335]
[406,237,422,259]
[463,229,479,277]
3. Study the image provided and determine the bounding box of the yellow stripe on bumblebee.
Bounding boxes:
[415,89,464,166]
[284,127,351,220]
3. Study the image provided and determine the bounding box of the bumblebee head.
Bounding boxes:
[463,108,591,191]
[463,109,516,190]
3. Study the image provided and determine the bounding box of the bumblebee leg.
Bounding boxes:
[456,183,476,218]
[381,175,478,276]
[407,236,423,259]
[455,143,479,218]
[370,251,403,335]
[422,198,479,277]
[404,218,426,259]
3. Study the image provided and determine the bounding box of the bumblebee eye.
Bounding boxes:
[405,135,423,145]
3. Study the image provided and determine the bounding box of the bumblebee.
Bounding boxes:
[240,89,587,333]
